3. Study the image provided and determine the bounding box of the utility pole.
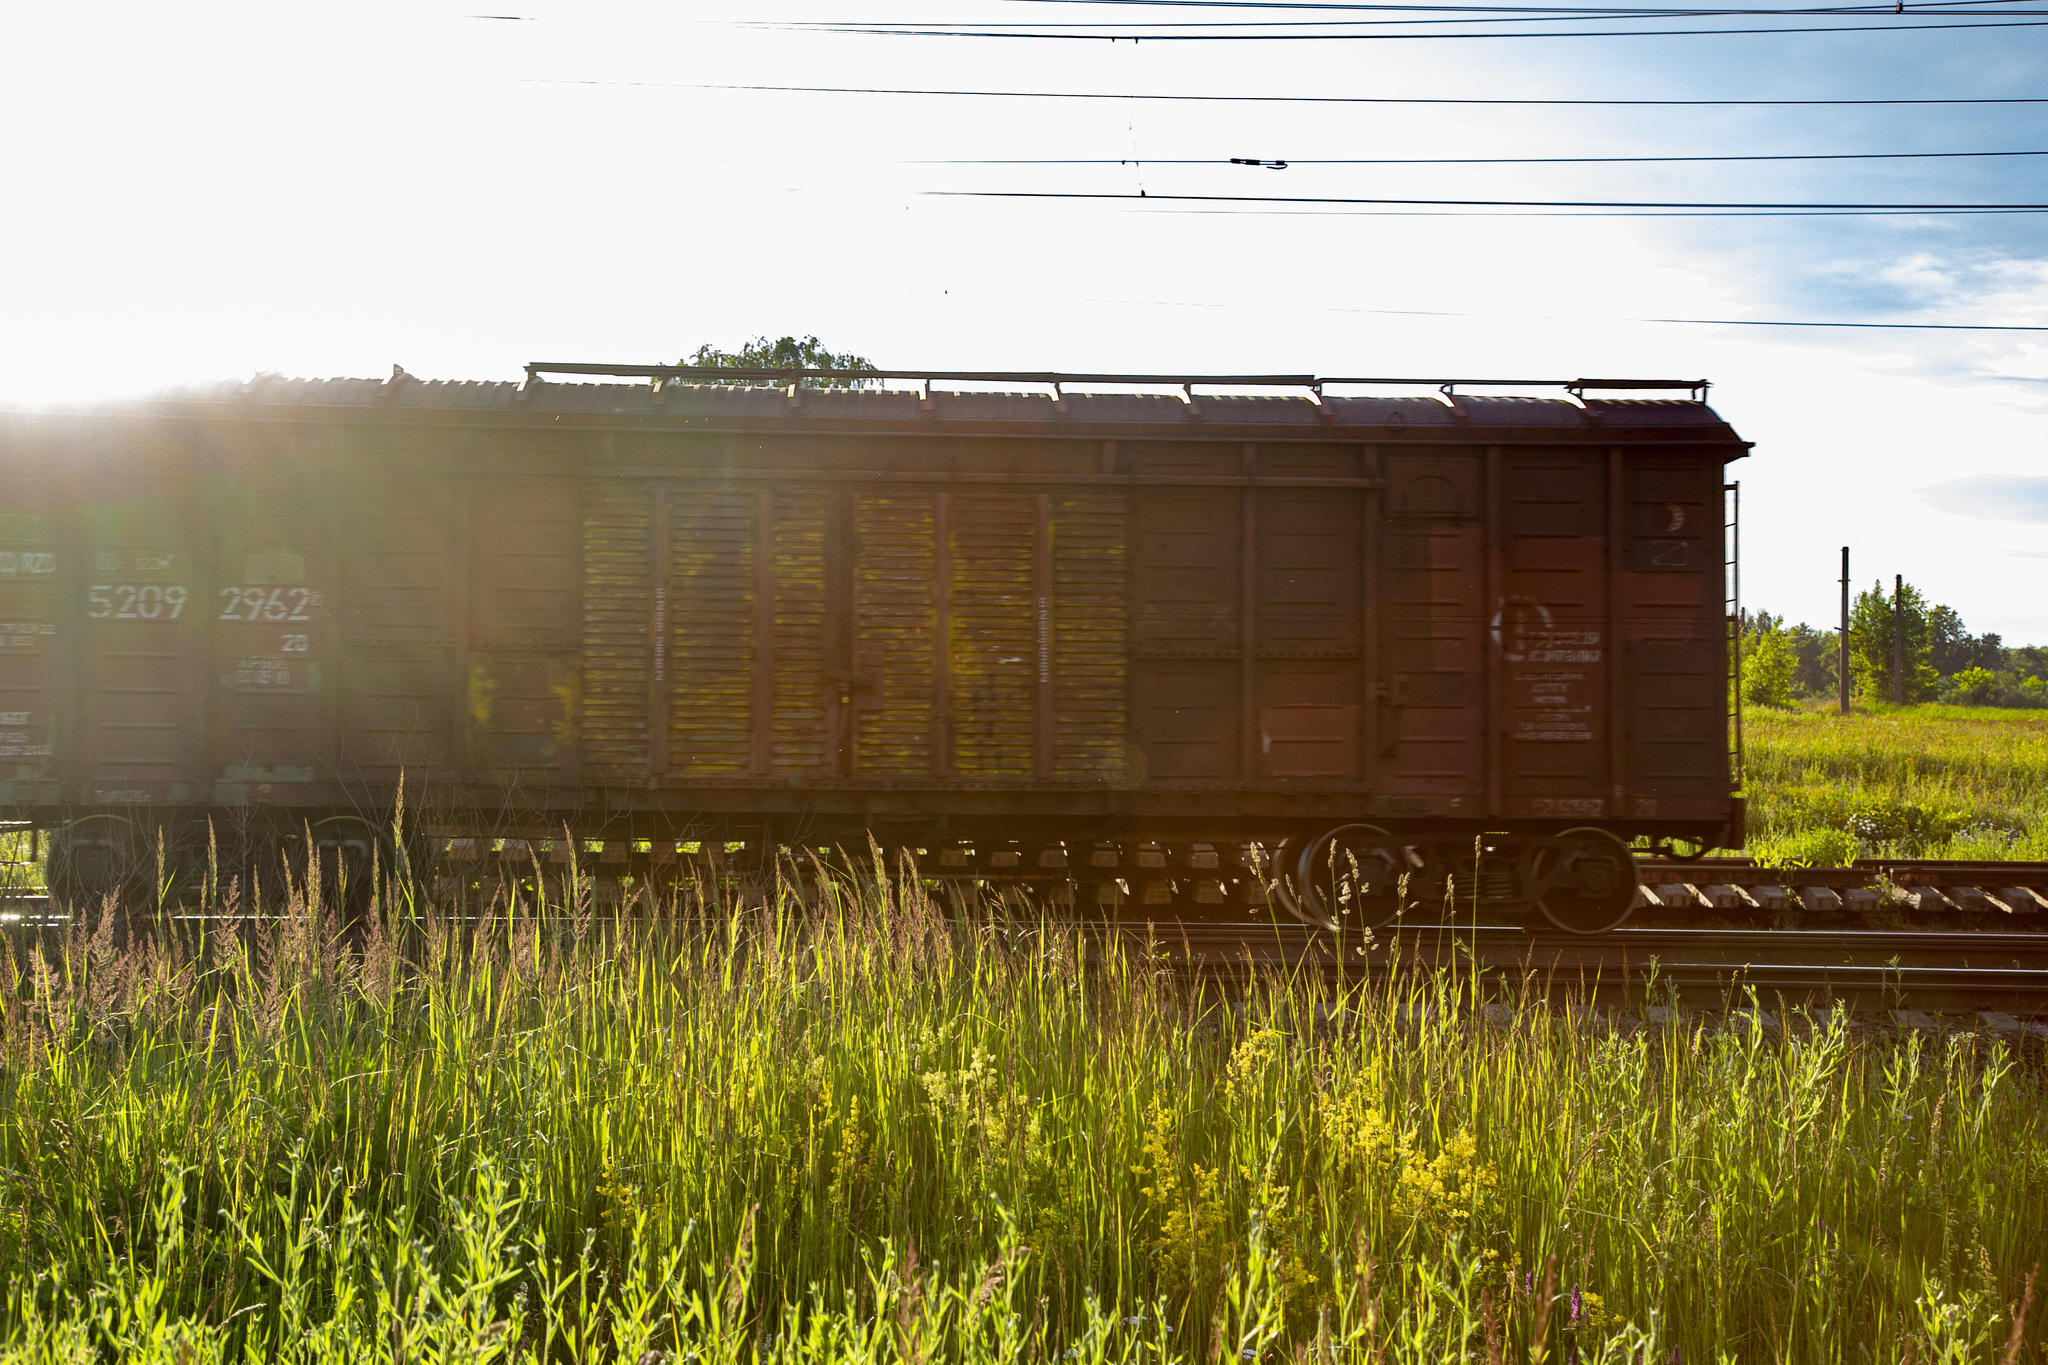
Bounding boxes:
[1839,547,1850,715]
[1894,574,1905,705]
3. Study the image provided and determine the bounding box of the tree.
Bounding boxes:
[1741,618,1798,708]
[1927,602,1972,674]
[682,336,880,388]
[1743,610,1837,698]
[1952,665,1999,703]
[1848,579,1938,703]
[1927,601,2004,675]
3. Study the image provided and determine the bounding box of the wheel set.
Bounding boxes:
[34,815,1645,936]
[1268,823,1642,935]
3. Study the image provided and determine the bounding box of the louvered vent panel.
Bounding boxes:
[670,487,756,773]
[1053,493,1129,778]
[579,481,651,774]
[854,494,936,774]
[948,494,1035,776]
[771,488,828,772]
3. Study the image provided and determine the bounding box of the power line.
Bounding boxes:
[575,80,2048,107]
[776,8,2048,23]
[1118,204,2046,213]
[1645,316,2048,329]
[994,0,2026,11]
[1052,290,2048,329]
[933,189,2048,210]
[916,149,2048,164]
[769,15,2048,36]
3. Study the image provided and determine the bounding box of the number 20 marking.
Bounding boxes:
[217,586,314,622]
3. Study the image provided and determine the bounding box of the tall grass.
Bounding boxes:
[1744,704,2048,862]
[0,852,2042,1362]
[0,830,36,903]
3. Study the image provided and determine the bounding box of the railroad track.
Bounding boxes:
[1628,857,2048,916]
[423,847,2048,920]
[1073,921,2048,1017]
[9,859,2048,1016]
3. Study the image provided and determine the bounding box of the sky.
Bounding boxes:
[1,3,2044,639]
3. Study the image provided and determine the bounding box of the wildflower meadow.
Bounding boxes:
[0,844,2042,1363]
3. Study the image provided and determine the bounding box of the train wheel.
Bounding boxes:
[1287,824,1407,931]
[1536,827,1639,935]
[46,816,151,913]
[306,816,405,925]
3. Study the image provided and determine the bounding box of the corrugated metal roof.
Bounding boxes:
[117,373,1734,435]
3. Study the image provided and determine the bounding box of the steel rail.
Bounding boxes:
[1063,920,2048,1011]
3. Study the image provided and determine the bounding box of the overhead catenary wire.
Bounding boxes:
[774,9,2048,23]
[1051,292,2048,328]
[759,15,2048,36]
[1644,316,2048,329]
[793,7,2048,23]
[553,80,2048,108]
[932,189,2048,211]
[915,148,2048,164]
[991,0,2031,11]
[1119,205,2048,214]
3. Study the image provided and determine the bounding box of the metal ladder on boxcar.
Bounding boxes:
[1724,481,1743,792]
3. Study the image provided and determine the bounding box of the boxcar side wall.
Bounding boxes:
[0,390,1744,848]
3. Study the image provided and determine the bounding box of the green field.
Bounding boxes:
[3,708,2047,1361]
[0,862,2043,1363]
[1742,704,2048,863]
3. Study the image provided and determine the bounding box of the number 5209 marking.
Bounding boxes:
[87,584,188,620]
[218,586,315,622]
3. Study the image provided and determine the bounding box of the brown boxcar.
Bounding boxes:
[0,365,1749,930]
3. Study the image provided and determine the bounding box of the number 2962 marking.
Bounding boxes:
[217,586,315,622]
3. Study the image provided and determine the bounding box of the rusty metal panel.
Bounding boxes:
[341,651,449,776]
[1130,487,1238,654]
[1256,490,1361,653]
[209,460,328,790]
[0,492,60,803]
[853,494,937,775]
[1254,479,1363,780]
[1621,455,1724,806]
[1498,453,1610,816]
[669,487,756,773]
[339,475,458,640]
[1377,454,1485,792]
[1051,492,1128,779]
[467,477,580,772]
[76,484,205,804]
[1259,694,1361,777]
[338,474,458,780]
[1130,661,1235,780]
[769,488,830,774]
[949,493,1035,776]
[467,656,577,770]
[472,477,579,646]
[1130,477,1240,779]
[577,480,651,777]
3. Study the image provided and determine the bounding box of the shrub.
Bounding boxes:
[1950,665,1998,704]
[1741,622,1799,708]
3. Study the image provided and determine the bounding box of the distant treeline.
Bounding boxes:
[1742,583,2047,707]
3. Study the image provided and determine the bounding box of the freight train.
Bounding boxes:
[0,364,1750,933]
